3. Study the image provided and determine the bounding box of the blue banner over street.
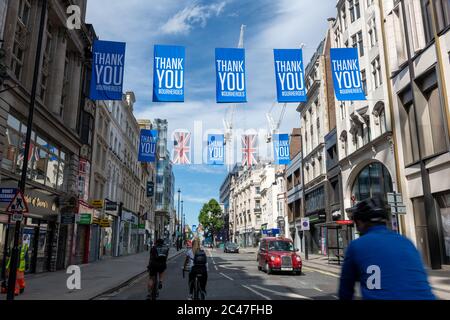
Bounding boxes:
[215,48,247,103]
[273,49,306,102]
[90,40,126,101]
[138,130,158,163]
[153,45,185,102]
[273,134,290,165]
[207,134,225,165]
[330,48,366,101]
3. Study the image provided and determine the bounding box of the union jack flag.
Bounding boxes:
[17,142,40,166]
[173,131,191,165]
[241,134,258,167]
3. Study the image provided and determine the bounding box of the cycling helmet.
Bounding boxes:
[346,195,390,223]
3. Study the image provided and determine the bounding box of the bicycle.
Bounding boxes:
[182,268,206,300]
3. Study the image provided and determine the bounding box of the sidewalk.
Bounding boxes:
[302,253,450,300]
[6,247,185,300]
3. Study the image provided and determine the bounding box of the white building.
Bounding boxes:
[382,0,450,268]
[332,0,399,232]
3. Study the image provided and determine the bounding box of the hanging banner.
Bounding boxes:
[241,134,258,167]
[90,40,126,101]
[207,134,224,165]
[273,134,290,165]
[173,130,191,165]
[138,130,158,163]
[330,48,366,101]
[273,49,306,102]
[153,45,185,102]
[215,48,247,103]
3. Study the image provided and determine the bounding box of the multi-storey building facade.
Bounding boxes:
[332,0,399,224]
[286,128,303,250]
[297,28,336,255]
[230,165,262,247]
[382,0,450,268]
[0,0,96,272]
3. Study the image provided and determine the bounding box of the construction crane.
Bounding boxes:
[266,102,287,143]
[223,24,246,147]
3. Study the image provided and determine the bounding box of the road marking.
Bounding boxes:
[314,287,323,292]
[214,265,218,271]
[219,272,234,281]
[251,285,313,300]
[242,285,271,300]
[332,295,339,300]
[302,267,340,278]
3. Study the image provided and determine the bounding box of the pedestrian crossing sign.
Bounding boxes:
[6,190,29,214]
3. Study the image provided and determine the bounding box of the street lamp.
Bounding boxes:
[177,188,181,250]
[181,200,184,242]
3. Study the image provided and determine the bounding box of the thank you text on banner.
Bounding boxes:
[215,48,247,103]
[273,134,290,165]
[207,134,225,165]
[153,45,185,102]
[330,48,366,101]
[138,130,158,163]
[90,40,126,101]
[274,49,306,102]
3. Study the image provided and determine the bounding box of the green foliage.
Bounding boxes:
[198,199,224,241]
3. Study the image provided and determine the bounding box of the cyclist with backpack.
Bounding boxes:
[147,239,169,298]
[183,238,208,300]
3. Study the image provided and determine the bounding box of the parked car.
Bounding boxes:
[257,237,302,275]
[224,242,240,253]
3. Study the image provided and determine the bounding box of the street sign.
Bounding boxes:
[6,190,29,214]
[78,213,92,225]
[301,218,310,231]
[192,225,197,233]
[0,188,18,203]
[91,199,103,209]
[61,213,75,225]
[104,199,118,211]
[391,205,407,214]
[11,213,23,222]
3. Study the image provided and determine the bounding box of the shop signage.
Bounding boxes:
[100,219,112,228]
[92,217,101,225]
[301,218,310,231]
[61,212,76,225]
[336,220,353,225]
[104,199,118,211]
[78,213,92,225]
[0,188,18,203]
[138,224,145,229]
[91,199,104,209]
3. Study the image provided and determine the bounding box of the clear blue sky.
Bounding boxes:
[86,0,335,226]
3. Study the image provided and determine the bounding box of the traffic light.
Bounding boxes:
[0,48,8,86]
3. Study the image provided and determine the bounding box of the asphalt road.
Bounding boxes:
[98,248,341,300]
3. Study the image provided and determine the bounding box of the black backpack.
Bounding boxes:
[154,246,168,262]
[193,250,207,266]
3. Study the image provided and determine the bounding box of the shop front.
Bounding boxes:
[0,184,61,274]
[119,209,138,256]
[72,201,95,265]
[305,185,327,255]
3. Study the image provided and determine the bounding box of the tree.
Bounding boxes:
[198,199,224,246]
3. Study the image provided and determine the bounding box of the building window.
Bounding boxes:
[361,69,367,95]
[352,31,364,57]
[2,114,67,190]
[421,0,434,43]
[349,0,361,22]
[40,23,53,102]
[371,56,382,89]
[352,162,393,202]
[363,120,371,145]
[434,0,450,32]
[10,0,31,81]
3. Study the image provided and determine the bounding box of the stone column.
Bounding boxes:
[63,52,82,131]
[47,27,67,115]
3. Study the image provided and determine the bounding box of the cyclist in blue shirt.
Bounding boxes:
[339,195,436,300]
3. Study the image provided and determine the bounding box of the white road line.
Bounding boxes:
[251,285,313,300]
[242,285,271,300]
[214,265,218,271]
[332,295,339,300]
[314,287,324,292]
[219,272,234,281]
[302,267,340,278]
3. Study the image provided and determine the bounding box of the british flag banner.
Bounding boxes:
[241,134,258,167]
[172,130,191,165]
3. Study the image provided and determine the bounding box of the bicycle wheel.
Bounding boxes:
[193,278,200,300]
[151,274,159,300]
